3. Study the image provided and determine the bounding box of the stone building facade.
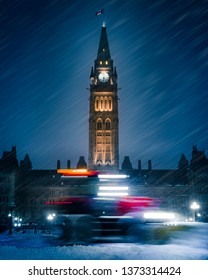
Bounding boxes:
[0,145,208,229]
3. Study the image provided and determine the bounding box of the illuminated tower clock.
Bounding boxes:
[88,25,119,170]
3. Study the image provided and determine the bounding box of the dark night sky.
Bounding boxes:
[0,0,208,170]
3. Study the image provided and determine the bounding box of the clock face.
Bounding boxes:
[98,72,109,82]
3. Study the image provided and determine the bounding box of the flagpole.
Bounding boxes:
[102,10,105,27]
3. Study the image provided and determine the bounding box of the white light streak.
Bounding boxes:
[143,211,175,220]
[97,192,128,197]
[98,174,128,179]
[99,186,128,191]
[99,216,133,219]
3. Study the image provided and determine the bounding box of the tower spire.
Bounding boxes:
[97,26,111,61]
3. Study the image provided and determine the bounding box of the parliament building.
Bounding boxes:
[0,26,208,229]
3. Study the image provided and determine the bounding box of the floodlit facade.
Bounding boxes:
[88,26,119,170]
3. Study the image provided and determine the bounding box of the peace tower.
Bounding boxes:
[88,25,119,170]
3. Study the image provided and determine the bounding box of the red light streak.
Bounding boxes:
[57,169,99,177]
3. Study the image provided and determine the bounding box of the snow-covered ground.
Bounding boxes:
[0,223,207,260]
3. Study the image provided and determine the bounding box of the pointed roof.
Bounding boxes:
[179,153,187,162]
[97,26,111,60]
[24,154,31,163]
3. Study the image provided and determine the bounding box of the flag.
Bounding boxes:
[95,9,104,16]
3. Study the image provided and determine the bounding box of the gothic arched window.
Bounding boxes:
[100,98,103,111]
[97,119,102,130]
[105,119,111,130]
[109,97,112,111]
[104,98,108,111]
[95,97,99,111]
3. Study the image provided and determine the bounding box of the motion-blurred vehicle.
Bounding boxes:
[44,169,184,244]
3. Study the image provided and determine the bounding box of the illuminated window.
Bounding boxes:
[100,60,102,65]
[109,98,112,111]
[104,99,107,110]
[106,137,111,144]
[106,146,111,152]
[95,97,99,111]
[100,98,103,111]
[96,137,102,144]
[103,48,105,51]
[105,61,108,65]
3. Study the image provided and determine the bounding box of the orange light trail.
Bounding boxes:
[57,169,99,177]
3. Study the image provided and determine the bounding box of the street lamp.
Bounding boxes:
[8,203,15,234]
[190,201,200,221]
[47,214,54,221]
[13,217,22,230]
[47,213,56,234]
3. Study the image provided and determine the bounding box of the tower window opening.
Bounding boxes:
[100,99,103,111]
[103,48,105,51]
[100,60,103,65]
[95,98,99,111]
[96,137,102,144]
[97,119,103,130]
[106,137,111,144]
[97,153,102,161]
[105,119,111,130]
[104,99,107,111]
[105,153,111,161]
[109,98,112,111]
[105,61,108,65]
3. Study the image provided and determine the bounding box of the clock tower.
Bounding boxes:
[88,25,119,170]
